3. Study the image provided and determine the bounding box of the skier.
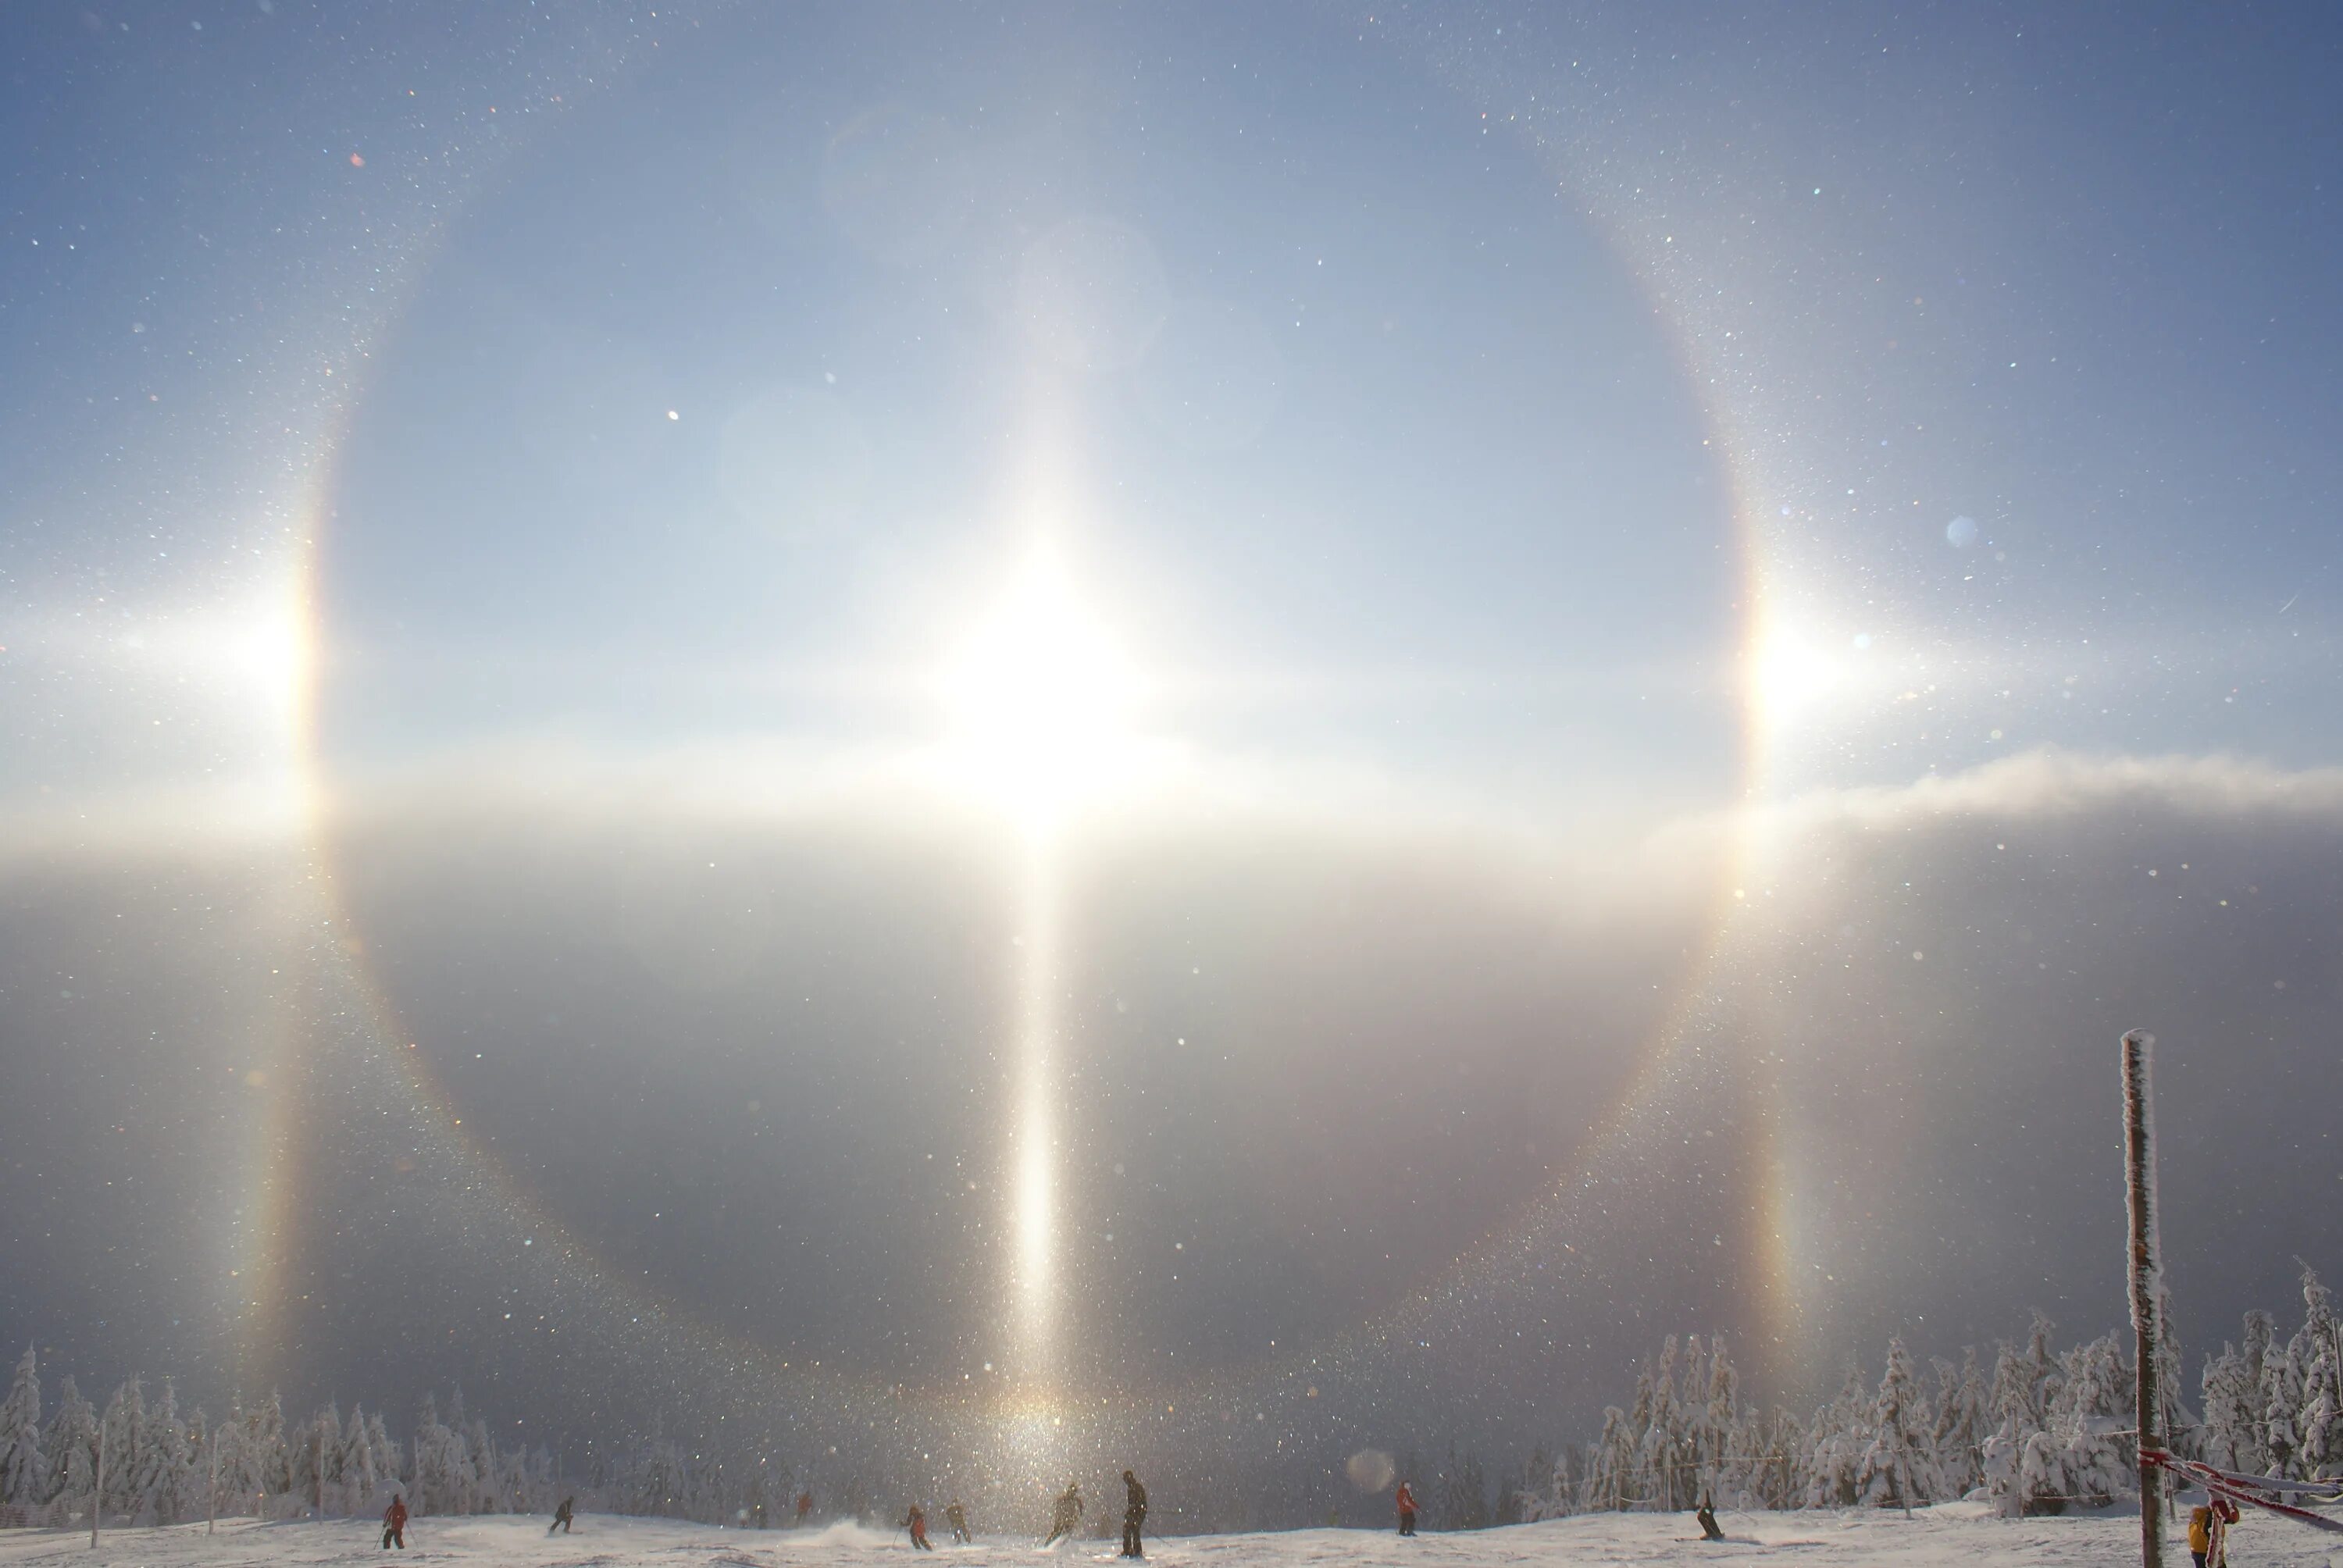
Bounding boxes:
[945,1499,972,1543]
[905,1502,934,1550]
[1042,1481,1084,1546]
[381,1493,408,1551]
[548,1495,576,1534]
[797,1491,815,1527]
[1394,1479,1418,1537]
[1120,1470,1147,1559]
[1695,1499,1724,1541]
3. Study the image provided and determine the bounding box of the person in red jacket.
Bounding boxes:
[1394,1480,1417,1537]
[905,1503,933,1550]
[381,1494,408,1550]
[797,1491,815,1527]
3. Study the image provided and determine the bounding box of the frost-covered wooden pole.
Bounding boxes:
[90,1413,105,1549]
[2121,1028,2166,1568]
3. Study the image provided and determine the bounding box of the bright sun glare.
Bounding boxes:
[939,560,1145,820]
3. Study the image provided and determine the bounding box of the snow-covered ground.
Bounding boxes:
[0,1505,2333,1568]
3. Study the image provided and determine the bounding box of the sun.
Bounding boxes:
[937,558,1146,822]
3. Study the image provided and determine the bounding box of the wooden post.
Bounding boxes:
[2121,1028,2166,1568]
[91,1410,105,1549]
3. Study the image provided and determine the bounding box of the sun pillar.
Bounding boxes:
[1010,812,1064,1384]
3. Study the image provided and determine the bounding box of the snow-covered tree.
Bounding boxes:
[2290,1267,2343,1475]
[43,1375,97,1513]
[411,1394,458,1515]
[0,1345,45,1512]
[1583,1406,1633,1512]
[366,1408,401,1499]
[237,1390,289,1505]
[339,1404,378,1510]
[1803,1363,1868,1508]
[2202,1327,2269,1474]
[1699,1335,1741,1503]
[134,1376,188,1523]
[98,1379,144,1518]
[1931,1349,1988,1496]
[180,1406,210,1523]
[2049,1333,2131,1509]
[1857,1337,1942,1509]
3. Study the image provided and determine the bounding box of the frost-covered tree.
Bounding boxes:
[2202,1325,2270,1474]
[98,1379,144,1518]
[179,1406,209,1524]
[1583,1406,1633,1512]
[339,1405,378,1510]
[0,1345,45,1511]
[1995,1312,2062,1429]
[1699,1336,1741,1502]
[411,1394,459,1515]
[2290,1267,2343,1475]
[1637,1337,1686,1511]
[366,1409,401,1498]
[467,1414,497,1511]
[43,1375,97,1513]
[134,1376,188,1523]
[238,1390,289,1505]
[2049,1333,2132,1508]
[1930,1349,1988,1497]
[2263,1320,2309,1480]
[1803,1363,1868,1508]
[1857,1338,1942,1509]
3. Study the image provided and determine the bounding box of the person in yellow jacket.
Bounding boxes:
[2188,1495,2240,1568]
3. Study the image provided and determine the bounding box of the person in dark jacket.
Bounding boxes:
[549,1496,576,1534]
[381,1494,408,1550]
[1043,1482,1083,1546]
[1120,1471,1147,1559]
[945,1499,972,1543]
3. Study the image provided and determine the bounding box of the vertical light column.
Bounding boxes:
[1010,818,1062,1385]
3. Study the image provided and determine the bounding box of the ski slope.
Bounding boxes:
[0,1505,2330,1568]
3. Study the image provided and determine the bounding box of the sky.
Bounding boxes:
[4,0,2343,1523]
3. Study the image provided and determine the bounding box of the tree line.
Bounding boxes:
[1514,1263,2343,1520]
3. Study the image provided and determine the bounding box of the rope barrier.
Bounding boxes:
[2142,1449,2343,1537]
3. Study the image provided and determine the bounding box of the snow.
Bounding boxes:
[3,1504,2341,1568]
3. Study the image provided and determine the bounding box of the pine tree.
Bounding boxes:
[341,1405,378,1509]
[44,1375,97,1513]
[99,1379,144,1518]
[181,1407,210,1524]
[366,1409,401,1497]
[241,1390,289,1506]
[134,1377,187,1523]
[412,1394,455,1515]
[2050,1333,2131,1507]
[1858,1337,1942,1509]
[2262,1321,2308,1479]
[2201,1340,2252,1470]
[2292,1267,2343,1474]
[1803,1363,1867,1508]
[1700,1336,1741,1503]
[1586,1406,1632,1512]
[0,1345,45,1511]
[1930,1349,1988,1496]
[1638,1337,1684,1511]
